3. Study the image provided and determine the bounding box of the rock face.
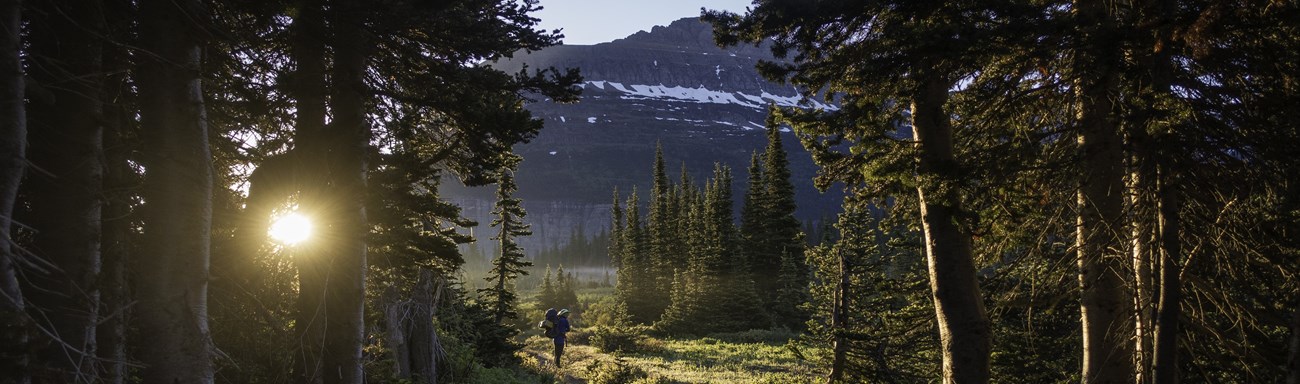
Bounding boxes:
[447,17,841,260]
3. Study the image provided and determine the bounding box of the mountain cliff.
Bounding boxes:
[448,18,841,261]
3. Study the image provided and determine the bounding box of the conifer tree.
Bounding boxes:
[659,165,765,334]
[707,2,997,380]
[647,144,675,318]
[536,265,556,310]
[608,188,624,267]
[615,189,656,323]
[555,265,579,310]
[480,168,533,324]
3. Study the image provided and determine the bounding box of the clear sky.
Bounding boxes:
[533,0,755,46]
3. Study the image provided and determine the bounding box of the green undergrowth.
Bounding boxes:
[517,328,821,384]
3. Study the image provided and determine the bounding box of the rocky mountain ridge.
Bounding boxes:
[448,17,842,260]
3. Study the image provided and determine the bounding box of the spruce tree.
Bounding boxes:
[659,165,766,334]
[615,189,657,323]
[647,144,675,318]
[536,265,556,310]
[608,188,624,267]
[760,125,809,329]
[480,168,533,324]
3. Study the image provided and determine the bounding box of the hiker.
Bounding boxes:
[553,308,572,367]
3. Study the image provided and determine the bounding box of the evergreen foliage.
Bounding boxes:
[480,168,533,324]
[804,195,939,382]
[659,164,766,334]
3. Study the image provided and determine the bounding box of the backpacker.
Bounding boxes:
[539,308,558,338]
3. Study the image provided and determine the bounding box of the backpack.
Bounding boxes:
[540,308,558,338]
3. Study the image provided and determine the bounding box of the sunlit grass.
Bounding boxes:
[520,331,822,383]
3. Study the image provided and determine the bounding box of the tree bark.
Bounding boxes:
[97,7,134,380]
[1150,165,1180,384]
[134,0,214,381]
[291,0,369,382]
[288,0,330,381]
[827,248,849,383]
[1074,0,1133,382]
[408,269,439,383]
[911,76,990,384]
[321,2,370,380]
[22,0,105,380]
[0,0,29,381]
[1128,129,1157,384]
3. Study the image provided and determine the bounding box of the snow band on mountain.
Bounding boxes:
[584,80,838,111]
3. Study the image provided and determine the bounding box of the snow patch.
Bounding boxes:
[587,117,597,123]
[549,151,558,155]
[581,80,839,111]
[715,65,722,78]
[559,116,566,123]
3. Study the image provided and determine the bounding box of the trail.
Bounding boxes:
[528,350,587,384]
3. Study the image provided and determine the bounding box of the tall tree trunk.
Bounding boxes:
[827,248,849,383]
[23,0,105,380]
[1150,165,1180,384]
[408,269,439,383]
[96,2,134,381]
[322,2,370,381]
[1128,155,1155,384]
[134,0,214,381]
[292,0,369,381]
[288,0,330,381]
[1074,0,1133,382]
[0,0,29,381]
[911,76,990,384]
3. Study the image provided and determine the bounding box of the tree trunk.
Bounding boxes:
[134,0,214,381]
[22,0,105,380]
[1073,0,1133,382]
[911,76,990,384]
[408,269,439,383]
[1150,166,1180,384]
[322,2,370,380]
[288,0,330,381]
[0,0,29,381]
[1289,293,1299,384]
[827,249,849,383]
[1128,131,1156,384]
[292,0,369,381]
[383,286,411,379]
[97,9,134,380]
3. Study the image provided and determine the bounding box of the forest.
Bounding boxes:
[1,0,1298,383]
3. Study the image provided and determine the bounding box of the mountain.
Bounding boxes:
[448,17,842,263]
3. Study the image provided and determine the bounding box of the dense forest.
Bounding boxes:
[1,0,1298,384]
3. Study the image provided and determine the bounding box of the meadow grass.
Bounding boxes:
[519,330,822,384]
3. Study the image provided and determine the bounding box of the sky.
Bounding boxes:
[533,0,755,46]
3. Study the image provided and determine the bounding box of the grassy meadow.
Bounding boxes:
[476,288,823,384]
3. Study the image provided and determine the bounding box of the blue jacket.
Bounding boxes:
[554,316,571,340]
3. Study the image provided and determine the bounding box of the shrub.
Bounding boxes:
[589,325,649,353]
[586,358,648,384]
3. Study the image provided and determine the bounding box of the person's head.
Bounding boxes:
[558,308,570,318]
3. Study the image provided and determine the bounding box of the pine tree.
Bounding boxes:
[479,168,533,324]
[659,165,765,334]
[615,189,657,324]
[609,188,624,267]
[807,196,938,382]
[706,2,997,380]
[759,125,809,330]
[647,144,675,318]
[536,265,556,310]
[555,265,579,310]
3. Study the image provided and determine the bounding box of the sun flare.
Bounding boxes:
[269,212,312,245]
